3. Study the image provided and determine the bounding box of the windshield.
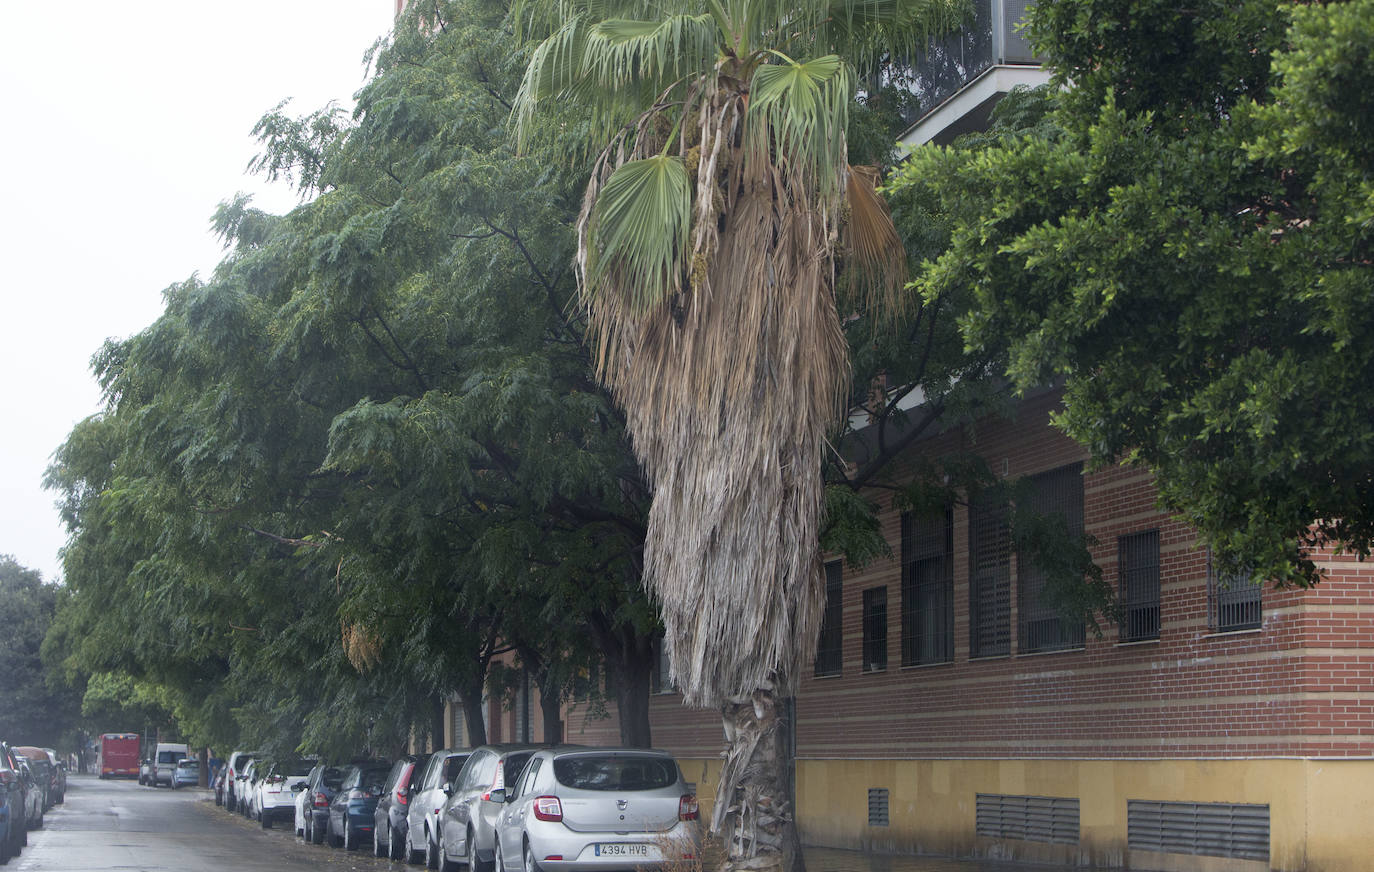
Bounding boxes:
[553,755,677,791]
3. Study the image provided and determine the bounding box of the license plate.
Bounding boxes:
[594,844,650,857]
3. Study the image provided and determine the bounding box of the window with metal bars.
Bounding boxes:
[1119,530,1161,642]
[969,491,1011,658]
[814,561,844,677]
[1207,550,1262,632]
[862,587,888,672]
[1018,463,1086,653]
[902,507,954,665]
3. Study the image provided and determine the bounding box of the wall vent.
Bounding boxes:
[867,788,890,826]
[1128,800,1269,862]
[976,793,1080,845]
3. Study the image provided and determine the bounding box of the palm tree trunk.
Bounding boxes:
[712,683,804,872]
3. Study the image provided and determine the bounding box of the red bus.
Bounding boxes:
[98,733,141,779]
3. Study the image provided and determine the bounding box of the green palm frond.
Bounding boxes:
[746,53,853,196]
[585,15,720,89]
[513,14,593,148]
[584,154,692,312]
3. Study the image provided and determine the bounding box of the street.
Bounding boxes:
[12,774,390,872]
[17,775,1089,872]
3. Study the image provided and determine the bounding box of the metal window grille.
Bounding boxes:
[976,794,1080,845]
[862,587,888,672]
[1207,551,1262,632]
[902,508,954,666]
[969,492,1011,657]
[814,561,844,677]
[1119,530,1161,642]
[868,788,890,826]
[1128,800,1269,862]
[1018,463,1086,653]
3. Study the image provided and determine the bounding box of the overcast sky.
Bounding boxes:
[0,1,397,582]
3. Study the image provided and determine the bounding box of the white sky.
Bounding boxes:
[0,1,397,583]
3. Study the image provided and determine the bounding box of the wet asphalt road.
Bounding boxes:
[17,775,1086,872]
[12,773,397,871]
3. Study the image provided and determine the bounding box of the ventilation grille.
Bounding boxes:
[868,788,890,826]
[1000,0,1037,63]
[976,794,1079,845]
[1128,800,1269,862]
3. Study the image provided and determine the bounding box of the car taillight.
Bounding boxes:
[397,790,409,806]
[314,791,329,808]
[679,794,699,821]
[269,775,285,784]
[481,766,506,802]
[532,796,562,822]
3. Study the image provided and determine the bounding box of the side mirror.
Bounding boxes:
[489,788,506,804]
[369,784,384,796]
[442,784,453,796]
[292,781,308,791]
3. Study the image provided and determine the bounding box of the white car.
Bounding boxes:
[404,748,473,866]
[256,757,315,829]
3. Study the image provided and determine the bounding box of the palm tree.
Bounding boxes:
[513,1,963,868]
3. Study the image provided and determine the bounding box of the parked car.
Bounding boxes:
[239,759,264,819]
[223,750,258,812]
[10,750,51,811]
[172,758,200,788]
[372,755,421,860]
[150,743,188,788]
[326,760,391,851]
[12,759,43,833]
[138,757,153,786]
[213,766,226,805]
[39,750,64,804]
[439,744,543,872]
[299,762,345,844]
[0,741,31,863]
[404,748,473,866]
[255,757,315,829]
[492,748,699,872]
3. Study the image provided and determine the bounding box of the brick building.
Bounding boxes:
[546,388,1374,872]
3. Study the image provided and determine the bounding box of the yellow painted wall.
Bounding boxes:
[676,756,1374,872]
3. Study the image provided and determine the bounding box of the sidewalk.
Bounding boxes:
[797,845,1098,872]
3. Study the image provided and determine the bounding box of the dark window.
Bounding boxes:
[552,755,677,791]
[1119,530,1161,641]
[862,587,888,672]
[902,507,954,665]
[814,561,844,677]
[1018,464,1087,653]
[1208,551,1262,632]
[969,491,1011,657]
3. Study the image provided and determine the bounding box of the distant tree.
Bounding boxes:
[0,556,81,748]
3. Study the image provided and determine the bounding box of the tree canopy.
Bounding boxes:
[891,0,1374,586]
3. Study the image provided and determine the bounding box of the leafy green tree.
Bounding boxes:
[893,0,1374,587]
[0,556,81,749]
[512,0,965,867]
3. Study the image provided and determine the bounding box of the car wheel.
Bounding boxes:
[438,833,462,872]
[344,822,355,851]
[332,822,345,849]
[470,826,494,872]
[310,817,324,845]
[524,841,543,872]
[374,823,388,858]
[406,829,424,865]
[494,838,505,872]
[426,830,442,869]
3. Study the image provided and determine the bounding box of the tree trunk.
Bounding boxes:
[609,640,654,747]
[457,679,488,747]
[199,746,209,788]
[712,684,803,872]
[432,696,448,750]
[539,674,564,744]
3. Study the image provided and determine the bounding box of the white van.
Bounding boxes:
[151,743,189,787]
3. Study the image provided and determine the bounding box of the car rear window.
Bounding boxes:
[322,767,344,789]
[158,751,186,764]
[553,755,677,791]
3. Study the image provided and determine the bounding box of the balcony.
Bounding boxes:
[897,0,1051,147]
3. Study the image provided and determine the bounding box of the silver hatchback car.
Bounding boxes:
[492,748,699,872]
